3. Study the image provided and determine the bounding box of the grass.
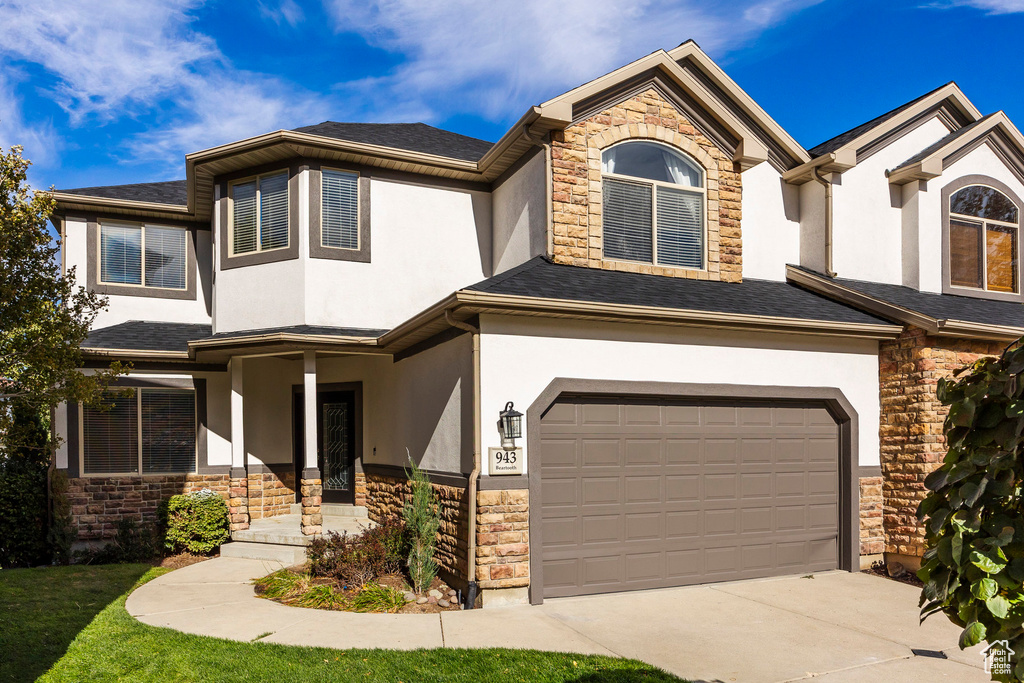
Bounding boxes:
[1,563,685,683]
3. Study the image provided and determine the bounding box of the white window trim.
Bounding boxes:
[319,166,361,251]
[96,220,190,292]
[948,184,1020,295]
[601,169,708,271]
[79,388,198,478]
[228,169,291,257]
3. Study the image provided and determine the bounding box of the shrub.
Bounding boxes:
[307,515,405,586]
[918,340,1024,680]
[160,489,230,554]
[403,457,440,594]
[350,583,405,613]
[0,402,50,568]
[48,468,75,565]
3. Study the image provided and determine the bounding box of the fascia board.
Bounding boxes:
[887,113,1021,185]
[782,149,858,185]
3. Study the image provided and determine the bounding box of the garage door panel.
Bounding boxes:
[539,399,840,599]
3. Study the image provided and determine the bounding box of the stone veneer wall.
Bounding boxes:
[879,326,1002,561]
[475,489,530,590]
[300,477,322,535]
[247,466,296,520]
[355,471,367,508]
[67,473,231,541]
[859,475,883,561]
[550,88,742,282]
[364,472,468,582]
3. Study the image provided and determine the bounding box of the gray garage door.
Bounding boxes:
[539,398,839,599]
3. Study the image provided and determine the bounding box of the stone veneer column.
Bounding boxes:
[859,475,883,565]
[879,326,1002,566]
[300,471,323,536]
[229,471,249,532]
[475,489,530,590]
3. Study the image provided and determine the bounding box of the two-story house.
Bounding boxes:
[49,41,1024,607]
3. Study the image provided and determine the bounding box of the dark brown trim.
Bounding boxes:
[86,218,199,300]
[477,474,528,490]
[362,462,470,488]
[524,379,860,606]
[301,467,321,480]
[66,402,80,478]
[292,382,365,497]
[108,377,195,389]
[231,466,248,479]
[859,465,882,478]
[393,326,467,363]
[941,174,1024,303]
[81,359,227,372]
[195,378,210,473]
[308,163,372,262]
[218,161,302,271]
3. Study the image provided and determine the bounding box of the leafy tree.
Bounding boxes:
[0,145,125,453]
[918,340,1024,681]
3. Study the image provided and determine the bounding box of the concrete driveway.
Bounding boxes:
[128,558,989,682]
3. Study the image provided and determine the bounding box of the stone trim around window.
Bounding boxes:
[86,218,199,300]
[217,162,302,271]
[941,174,1024,303]
[549,88,742,283]
[308,163,371,262]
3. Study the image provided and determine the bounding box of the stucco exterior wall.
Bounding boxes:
[741,161,800,282]
[63,217,214,330]
[492,149,548,275]
[829,117,949,285]
[477,315,882,477]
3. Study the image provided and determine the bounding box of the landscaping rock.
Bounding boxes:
[427,596,438,604]
[438,599,450,608]
[416,597,428,605]
[887,562,906,578]
[448,590,457,597]
[403,592,416,602]
[428,589,443,599]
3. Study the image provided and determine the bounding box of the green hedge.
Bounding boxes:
[159,490,230,555]
[0,403,50,568]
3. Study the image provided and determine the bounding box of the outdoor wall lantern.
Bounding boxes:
[498,401,523,449]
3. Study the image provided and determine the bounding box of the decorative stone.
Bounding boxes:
[427,596,437,604]
[448,590,457,597]
[404,592,416,602]
[438,599,450,608]
[416,597,428,605]
[887,562,907,578]
[428,589,443,599]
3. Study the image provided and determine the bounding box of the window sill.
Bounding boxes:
[597,256,712,279]
[90,281,196,300]
[943,283,1024,304]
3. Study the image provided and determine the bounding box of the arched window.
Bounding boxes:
[601,141,705,269]
[948,184,1019,294]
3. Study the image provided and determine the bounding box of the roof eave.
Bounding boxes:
[52,192,193,220]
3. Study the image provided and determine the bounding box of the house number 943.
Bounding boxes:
[488,447,524,475]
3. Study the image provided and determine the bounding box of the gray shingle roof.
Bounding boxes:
[83,321,212,353]
[60,180,188,205]
[808,82,954,157]
[199,325,387,341]
[467,257,893,326]
[292,122,493,162]
[888,114,995,173]
[790,266,1024,328]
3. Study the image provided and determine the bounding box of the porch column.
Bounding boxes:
[300,350,322,535]
[228,358,249,531]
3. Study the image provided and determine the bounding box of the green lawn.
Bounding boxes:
[0,563,684,683]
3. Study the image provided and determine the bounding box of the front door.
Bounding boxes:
[317,390,356,504]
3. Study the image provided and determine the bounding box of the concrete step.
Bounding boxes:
[219,541,307,565]
[288,503,369,518]
[231,526,314,546]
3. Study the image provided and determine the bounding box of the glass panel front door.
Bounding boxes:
[317,390,356,504]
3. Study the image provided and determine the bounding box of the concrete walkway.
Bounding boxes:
[126,557,990,683]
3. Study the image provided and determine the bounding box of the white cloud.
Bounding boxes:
[0,70,60,174]
[928,0,1024,12]
[325,0,822,121]
[259,0,306,28]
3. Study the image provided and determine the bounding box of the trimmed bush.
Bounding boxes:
[307,515,405,586]
[0,402,50,568]
[160,489,230,554]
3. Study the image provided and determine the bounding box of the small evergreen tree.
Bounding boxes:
[403,456,440,594]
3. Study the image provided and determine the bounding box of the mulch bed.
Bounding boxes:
[269,565,461,613]
[864,560,923,588]
[153,553,214,570]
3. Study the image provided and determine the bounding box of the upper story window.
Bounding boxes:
[229,170,289,256]
[949,185,1019,294]
[601,141,705,269]
[321,169,359,250]
[99,222,187,290]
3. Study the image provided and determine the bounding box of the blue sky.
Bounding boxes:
[2,0,1023,192]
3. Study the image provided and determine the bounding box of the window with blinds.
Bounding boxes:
[231,170,289,255]
[100,222,187,290]
[600,141,705,269]
[949,185,1019,294]
[82,389,196,475]
[321,169,359,249]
